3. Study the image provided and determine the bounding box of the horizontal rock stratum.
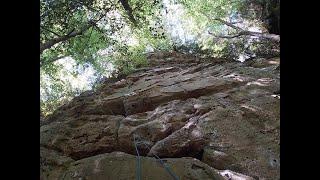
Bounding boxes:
[41,52,280,180]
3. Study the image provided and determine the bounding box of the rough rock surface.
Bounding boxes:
[42,151,227,180]
[41,52,280,179]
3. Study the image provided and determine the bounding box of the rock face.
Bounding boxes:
[41,52,280,179]
[42,151,226,180]
[202,147,237,170]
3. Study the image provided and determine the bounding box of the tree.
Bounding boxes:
[40,0,164,64]
[177,0,280,60]
[40,0,280,116]
[40,0,167,115]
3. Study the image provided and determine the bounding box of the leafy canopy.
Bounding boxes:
[40,0,279,116]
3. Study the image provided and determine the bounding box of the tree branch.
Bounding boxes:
[212,17,243,31]
[40,14,106,54]
[41,26,62,37]
[205,14,280,42]
[210,31,248,39]
[40,25,92,53]
[230,21,243,24]
[119,0,137,26]
[245,31,280,42]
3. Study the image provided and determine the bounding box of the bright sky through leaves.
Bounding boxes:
[40,0,279,116]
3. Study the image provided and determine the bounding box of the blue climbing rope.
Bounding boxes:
[133,134,141,180]
[133,134,179,180]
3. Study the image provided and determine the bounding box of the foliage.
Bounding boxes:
[40,0,280,116]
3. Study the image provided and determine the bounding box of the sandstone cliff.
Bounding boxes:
[40,52,280,180]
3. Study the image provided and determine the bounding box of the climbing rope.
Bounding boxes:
[133,134,179,180]
[133,134,142,180]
